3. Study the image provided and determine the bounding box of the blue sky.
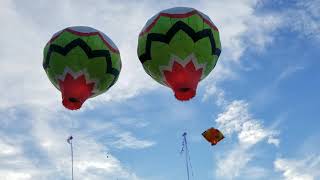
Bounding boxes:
[0,0,319,180]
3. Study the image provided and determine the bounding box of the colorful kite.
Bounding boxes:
[202,127,224,146]
[43,26,121,110]
[137,7,221,101]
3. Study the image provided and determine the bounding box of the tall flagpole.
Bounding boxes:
[67,136,74,180]
[183,133,190,180]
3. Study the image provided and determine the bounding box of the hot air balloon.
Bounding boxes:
[43,26,121,110]
[137,7,221,101]
[202,127,224,146]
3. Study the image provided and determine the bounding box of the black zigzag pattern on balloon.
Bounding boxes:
[43,38,120,87]
[139,21,221,64]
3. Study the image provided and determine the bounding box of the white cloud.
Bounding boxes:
[215,100,279,179]
[242,14,281,52]
[202,84,227,106]
[116,118,149,128]
[238,120,268,145]
[1,171,33,180]
[202,0,319,102]
[285,0,320,40]
[0,105,150,180]
[216,147,253,178]
[267,136,280,147]
[112,132,155,149]
[198,0,282,61]
[199,0,284,102]
[274,155,320,180]
[0,139,18,156]
[215,145,271,179]
[70,139,141,180]
[32,107,155,179]
[215,100,278,146]
[279,65,305,81]
[0,140,39,180]
[75,116,156,150]
[257,0,320,42]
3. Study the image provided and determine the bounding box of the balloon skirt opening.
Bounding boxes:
[62,97,83,110]
[174,87,196,101]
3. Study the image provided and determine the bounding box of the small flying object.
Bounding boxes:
[202,127,224,146]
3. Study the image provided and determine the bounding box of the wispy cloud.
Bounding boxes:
[1,171,33,180]
[216,100,279,146]
[0,139,18,156]
[112,132,155,149]
[285,0,320,41]
[215,146,253,178]
[0,135,39,180]
[278,65,305,81]
[200,0,284,102]
[214,100,279,179]
[0,105,150,180]
[202,81,229,107]
[274,154,320,180]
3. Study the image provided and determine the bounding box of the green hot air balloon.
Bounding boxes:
[43,26,121,110]
[138,7,221,101]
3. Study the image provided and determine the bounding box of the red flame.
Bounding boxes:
[163,61,203,101]
[58,73,95,110]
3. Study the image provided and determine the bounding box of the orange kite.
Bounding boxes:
[202,127,224,146]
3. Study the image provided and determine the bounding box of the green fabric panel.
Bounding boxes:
[150,42,171,64]
[213,30,221,50]
[168,30,194,60]
[46,68,59,89]
[169,17,189,26]
[111,53,121,70]
[98,74,114,92]
[86,34,109,51]
[51,31,78,47]
[43,44,49,63]
[186,14,205,33]
[194,38,212,61]
[149,16,172,35]
[86,57,107,79]
[142,61,153,77]
[203,22,212,30]
[137,35,147,57]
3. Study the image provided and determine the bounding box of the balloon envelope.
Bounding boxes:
[43,26,121,110]
[137,7,221,101]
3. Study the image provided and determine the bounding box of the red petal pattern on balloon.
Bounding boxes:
[58,73,95,110]
[163,61,203,101]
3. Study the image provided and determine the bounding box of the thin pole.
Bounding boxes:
[68,115,75,180]
[71,140,74,180]
[67,136,74,180]
[182,132,190,180]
